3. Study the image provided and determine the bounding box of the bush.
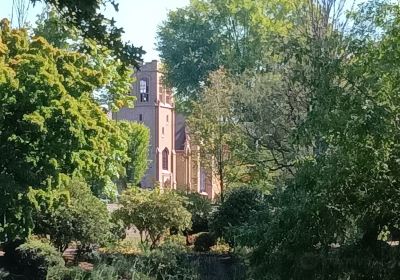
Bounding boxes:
[113,188,192,248]
[182,192,212,234]
[46,266,88,280]
[32,177,112,252]
[163,234,187,248]
[139,242,198,279]
[209,186,264,246]
[15,236,64,280]
[210,239,230,254]
[99,239,141,255]
[109,214,127,241]
[193,232,216,252]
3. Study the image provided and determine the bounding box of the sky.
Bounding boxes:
[0,0,190,61]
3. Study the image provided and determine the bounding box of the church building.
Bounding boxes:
[113,60,220,200]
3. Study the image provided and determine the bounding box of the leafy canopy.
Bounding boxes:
[32,0,144,68]
[0,19,148,241]
[33,8,136,111]
[157,0,296,107]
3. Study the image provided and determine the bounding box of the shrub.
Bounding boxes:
[209,186,264,246]
[140,242,199,279]
[163,234,187,248]
[32,177,112,252]
[109,214,127,241]
[113,188,192,248]
[15,236,64,279]
[182,192,212,234]
[193,232,216,252]
[99,239,141,255]
[210,239,230,254]
[46,266,88,280]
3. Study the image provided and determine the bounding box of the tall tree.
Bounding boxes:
[117,121,150,188]
[34,8,135,111]
[188,69,249,201]
[157,0,296,108]
[0,19,147,241]
[234,0,400,278]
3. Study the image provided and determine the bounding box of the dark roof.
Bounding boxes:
[175,113,187,150]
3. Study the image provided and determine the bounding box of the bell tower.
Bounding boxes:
[113,60,176,189]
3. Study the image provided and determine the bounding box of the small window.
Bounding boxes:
[162,127,165,135]
[162,148,169,170]
[139,114,143,121]
[166,115,169,123]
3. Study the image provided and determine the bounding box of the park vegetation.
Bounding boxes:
[158,0,400,279]
[2,0,400,279]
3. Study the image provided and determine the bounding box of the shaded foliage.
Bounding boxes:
[209,186,265,247]
[31,176,112,252]
[14,237,64,280]
[181,192,213,234]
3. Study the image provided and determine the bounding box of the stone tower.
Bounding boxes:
[113,60,176,189]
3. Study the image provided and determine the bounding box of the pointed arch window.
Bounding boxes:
[162,148,169,170]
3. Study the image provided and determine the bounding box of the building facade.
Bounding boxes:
[113,60,219,199]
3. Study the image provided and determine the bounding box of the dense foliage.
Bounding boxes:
[193,232,216,252]
[181,192,212,234]
[118,122,150,188]
[6,0,400,279]
[0,18,149,242]
[209,186,265,246]
[14,237,64,279]
[159,0,400,278]
[113,188,192,248]
[33,9,136,111]
[31,176,112,252]
[188,70,246,200]
[188,69,278,195]
[157,0,295,101]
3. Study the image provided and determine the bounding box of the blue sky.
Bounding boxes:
[0,0,190,61]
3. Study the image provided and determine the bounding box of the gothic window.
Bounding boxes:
[162,148,169,170]
[139,78,149,102]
